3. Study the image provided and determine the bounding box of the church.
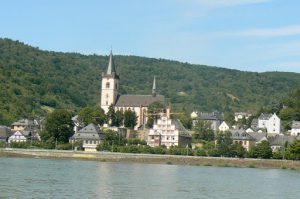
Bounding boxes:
[100,51,166,128]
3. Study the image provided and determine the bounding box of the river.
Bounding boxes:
[0,157,299,198]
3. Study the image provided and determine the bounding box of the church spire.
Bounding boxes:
[152,76,156,97]
[107,50,116,75]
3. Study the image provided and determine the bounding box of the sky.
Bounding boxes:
[1,0,300,73]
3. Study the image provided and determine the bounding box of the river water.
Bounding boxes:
[0,157,299,199]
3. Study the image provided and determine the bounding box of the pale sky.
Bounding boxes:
[1,0,300,73]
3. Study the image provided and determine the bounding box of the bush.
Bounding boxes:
[195,148,207,156]
[56,143,73,150]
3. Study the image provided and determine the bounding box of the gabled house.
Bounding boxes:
[147,109,191,148]
[230,130,255,151]
[8,131,27,143]
[218,121,230,132]
[11,119,34,132]
[70,123,104,152]
[192,111,224,131]
[291,121,300,136]
[268,135,299,151]
[257,113,281,134]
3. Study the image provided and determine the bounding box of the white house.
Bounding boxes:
[291,121,300,136]
[8,131,27,143]
[258,113,281,134]
[147,109,191,148]
[218,121,230,132]
[70,123,104,152]
[234,112,252,122]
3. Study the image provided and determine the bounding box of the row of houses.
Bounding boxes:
[0,119,42,144]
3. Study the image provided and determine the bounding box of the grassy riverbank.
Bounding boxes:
[1,148,300,170]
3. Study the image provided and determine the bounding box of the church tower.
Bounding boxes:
[101,51,119,113]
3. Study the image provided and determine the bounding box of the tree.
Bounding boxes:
[124,109,137,129]
[114,110,124,127]
[230,144,246,158]
[286,140,300,160]
[248,141,272,159]
[192,119,215,141]
[41,109,73,143]
[215,131,232,157]
[106,104,116,126]
[146,102,164,128]
[78,106,106,126]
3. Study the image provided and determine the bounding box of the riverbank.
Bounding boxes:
[1,148,299,170]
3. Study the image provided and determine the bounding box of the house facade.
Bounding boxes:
[191,111,224,131]
[258,113,281,134]
[291,121,300,136]
[147,109,191,148]
[8,131,27,143]
[218,121,230,132]
[100,51,165,129]
[70,123,104,152]
[230,130,256,151]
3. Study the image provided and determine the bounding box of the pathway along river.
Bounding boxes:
[0,157,299,198]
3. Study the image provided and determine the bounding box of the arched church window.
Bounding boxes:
[106,82,110,88]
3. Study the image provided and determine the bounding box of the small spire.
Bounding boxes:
[152,76,156,97]
[107,50,116,75]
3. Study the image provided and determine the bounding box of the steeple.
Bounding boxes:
[106,50,116,75]
[152,76,156,97]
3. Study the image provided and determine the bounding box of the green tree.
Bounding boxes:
[286,140,300,160]
[146,102,164,128]
[124,109,137,129]
[248,141,272,159]
[106,104,116,126]
[215,131,232,157]
[230,144,246,158]
[41,109,74,143]
[114,110,124,127]
[78,106,106,126]
[192,119,214,141]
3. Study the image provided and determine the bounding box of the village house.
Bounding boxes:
[100,51,165,129]
[8,131,27,143]
[257,113,281,135]
[69,123,104,152]
[147,108,192,148]
[268,134,299,151]
[11,119,34,132]
[234,112,252,122]
[230,130,256,151]
[218,121,230,132]
[290,121,300,136]
[191,111,224,131]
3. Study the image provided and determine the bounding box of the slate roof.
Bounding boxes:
[106,51,116,75]
[248,132,267,142]
[258,113,272,120]
[197,111,224,121]
[230,130,255,141]
[115,94,165,107]
[292,121,300,129]
[173,119,191,137]
[268,135,299,146]
[11,119,34,127]
[71,123,104,140]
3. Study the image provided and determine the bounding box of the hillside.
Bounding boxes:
[1,38,300,124]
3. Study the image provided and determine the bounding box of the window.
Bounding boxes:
[106,82,110,88]
[106,101,108,105]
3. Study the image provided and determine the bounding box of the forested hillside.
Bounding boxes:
[1,38,300,125]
